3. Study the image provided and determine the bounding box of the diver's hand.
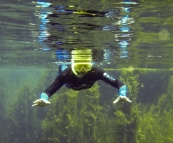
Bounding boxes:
[32,99,50,107]
[113,96,132,104]
[32,92,50,107]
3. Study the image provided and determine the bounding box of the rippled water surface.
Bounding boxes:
[1,0,173,69]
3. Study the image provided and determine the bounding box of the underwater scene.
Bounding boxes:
[1,0,173,143]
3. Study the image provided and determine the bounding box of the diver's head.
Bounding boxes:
[71,59,92,78]
[71,49,93,78]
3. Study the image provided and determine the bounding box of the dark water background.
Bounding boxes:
[1,0,173,143]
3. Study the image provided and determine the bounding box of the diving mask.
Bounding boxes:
[71,59,92,77]
[74,63,92,72]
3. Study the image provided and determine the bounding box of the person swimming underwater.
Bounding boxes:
[32,49,131,107]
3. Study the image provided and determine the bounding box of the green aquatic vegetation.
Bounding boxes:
[0,73,9,142]
[3,68,173,143]
[137,74,173,143]
[7,84,38,143]
[40,69,142,143]
[41,83,107,143]
[0,68,144,143]
[4,70,53,143]
[114,69,141,143]
[120,69,140,102]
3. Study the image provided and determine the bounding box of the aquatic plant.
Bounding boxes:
[6,68,172,143]
[5,70,52,143]
[137,74,173,143]
[0,73,9,142]
[41,83,105,143]
[40,68,142,143]
[112,69,140,143]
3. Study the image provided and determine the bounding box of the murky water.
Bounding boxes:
[1,0,173,68]
[1,0,173,143]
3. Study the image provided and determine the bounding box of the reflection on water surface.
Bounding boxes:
[0,0,173,69]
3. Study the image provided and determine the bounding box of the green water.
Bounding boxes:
[1,68,172,143]
[1,0,173,142]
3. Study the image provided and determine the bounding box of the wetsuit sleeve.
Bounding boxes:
[43,73,64,97]
[94,67,125,90]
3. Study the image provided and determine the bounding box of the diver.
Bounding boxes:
[32,50,131,107]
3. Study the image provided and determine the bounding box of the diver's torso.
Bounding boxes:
[61,66,99,90]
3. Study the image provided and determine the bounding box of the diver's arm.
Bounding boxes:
[94,67,124,90]
[43,74,64,97]
[94,67,131,103]
[32,68,65,107]
[32,71,65,107]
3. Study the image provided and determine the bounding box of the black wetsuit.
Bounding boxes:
[44,66,125,97]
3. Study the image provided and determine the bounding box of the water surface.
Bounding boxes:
[1,0,173,68]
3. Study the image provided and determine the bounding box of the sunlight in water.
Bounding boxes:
[158,29,170,41]
[127,66,135,72]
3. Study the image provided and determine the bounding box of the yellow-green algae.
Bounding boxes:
[2,68,173,143]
